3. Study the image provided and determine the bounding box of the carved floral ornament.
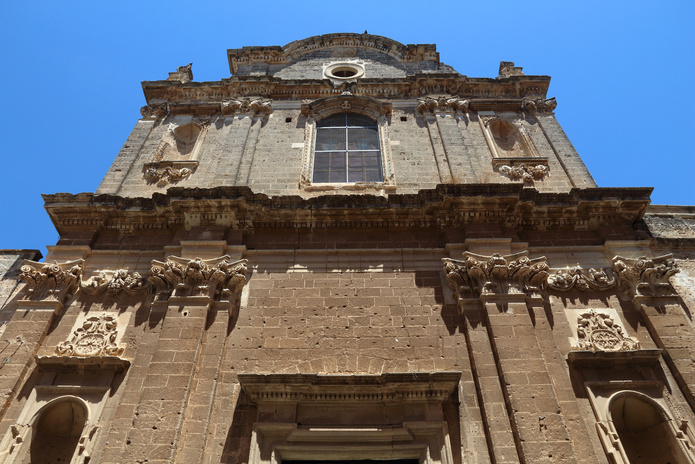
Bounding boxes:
[81,269,147,296]
[19,259,84,303]
[574,309,640,352]
[498,164,549,182]
[56,314,125,357]
[150,255,248,301]
[144,164,197,187]
[547,266,616,292]
[221,97,272,116]
[522,97,557,114]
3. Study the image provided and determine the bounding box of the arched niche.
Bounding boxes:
[608,392,690,464]
[488,119,524,155]
[25,396,89,464]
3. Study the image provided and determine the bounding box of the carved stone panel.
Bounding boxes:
[19,260,84,303]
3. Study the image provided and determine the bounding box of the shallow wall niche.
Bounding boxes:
[26,397,87,464]
[586,383,695,464]
[609,393,691,464]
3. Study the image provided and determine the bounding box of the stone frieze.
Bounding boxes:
[81,269,148,296]
[547,266,616,292]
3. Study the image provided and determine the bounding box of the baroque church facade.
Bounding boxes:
[0,33,694,464]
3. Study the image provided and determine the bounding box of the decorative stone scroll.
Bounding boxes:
[612,254,679,298]
[81,269,147,296]
[547,266,616,292]
[167,62,193,83]
[522,97,557,114]
[56,314,125,357]
[149,255,248,300]
[574,309,640,352]
[144,163,197,187]
[416,96,469,114]
[498,163,549,182]
[443,252,549,298]
[221,97,272,116]
[19,259,84,303]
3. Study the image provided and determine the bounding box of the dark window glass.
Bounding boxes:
[313,113,382,183]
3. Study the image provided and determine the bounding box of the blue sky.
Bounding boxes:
[2,1,694,257]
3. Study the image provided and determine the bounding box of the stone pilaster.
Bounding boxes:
[613,254,695,410]
[444,251,580,463]
[119,255,247,464]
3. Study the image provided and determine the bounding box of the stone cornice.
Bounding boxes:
[141,75,551,108]
[227,33,439,75]
[43,186,652,236]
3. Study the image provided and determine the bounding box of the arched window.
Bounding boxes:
[313,113,382,183]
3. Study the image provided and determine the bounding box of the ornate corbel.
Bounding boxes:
[150,255,248,301]
[443,252,549,298]
[19,259,84,303]
[144,164,197,187]
[612,254,679,298]
[81,269,148,296]
[547,266,616,292]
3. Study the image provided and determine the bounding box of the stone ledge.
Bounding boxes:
[567,349,662,368]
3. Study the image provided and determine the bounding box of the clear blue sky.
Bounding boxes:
[2,1,694,258]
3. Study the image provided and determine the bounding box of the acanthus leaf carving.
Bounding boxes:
[498,164,549,182]
[547,266,616,292]
[150,255,248,301]
[140,102,169,120]
[221,97,272,116]
[443,252,549,298]
[56,313,125,357]
[522,97,557,114]
[417,96,469,114]
[19,259,84,303]
[612,254,679,298]
[81,269,148,296]
[574,309,640,352]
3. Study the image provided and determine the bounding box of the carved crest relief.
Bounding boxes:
[574,309,639,352]
[56,314,125,357]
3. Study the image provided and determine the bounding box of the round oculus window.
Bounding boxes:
[324,62,364,80]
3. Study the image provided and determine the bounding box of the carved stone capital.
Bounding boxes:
[140,102,169,119]
[56,313,125,357]
[81,269,148,296]
[612,254,679,298]
[498,164,549,182]
[150,255,248,301]
[522,97,557,114]
[547,266,616,292]
[574,309,640,352]
[221,98,272,116]
[443,251,549,298]
[19,259,84,303]
[417,96,469,114]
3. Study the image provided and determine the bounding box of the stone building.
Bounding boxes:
[0,33,693,464]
